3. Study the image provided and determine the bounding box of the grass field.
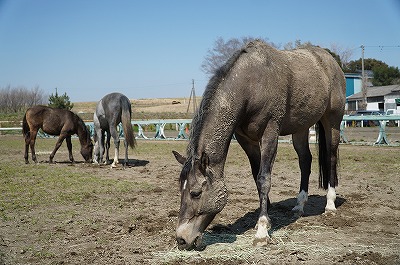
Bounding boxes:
[0,135,399,264]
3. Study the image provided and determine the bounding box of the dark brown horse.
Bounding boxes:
[23,105,93,164]
[173,40,346,250]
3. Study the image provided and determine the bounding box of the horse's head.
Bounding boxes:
[173,150,228,250]
[81,141,93,163]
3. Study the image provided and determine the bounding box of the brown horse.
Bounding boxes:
[23,105,93,164]
[173,40,346,250]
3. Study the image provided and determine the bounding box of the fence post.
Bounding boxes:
[375,121,389,145]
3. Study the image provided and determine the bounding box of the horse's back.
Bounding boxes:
[233,41,345,136]
[25,105,75,135]
[95,92,132,129]
[25,105,50,128]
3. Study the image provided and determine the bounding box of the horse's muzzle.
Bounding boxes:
[176,234,203,250]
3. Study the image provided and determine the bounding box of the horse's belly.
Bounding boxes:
[279,115,321,136]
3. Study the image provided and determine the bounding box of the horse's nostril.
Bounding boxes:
[176,237,186,247]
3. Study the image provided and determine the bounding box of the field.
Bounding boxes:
[1,133,399,264]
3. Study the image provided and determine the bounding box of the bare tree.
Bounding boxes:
[283,39,314,50]
[329,43,354,69]
[0,86,46,113]
[201,36,277,76]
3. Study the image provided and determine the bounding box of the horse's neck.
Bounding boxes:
[191,91,242,165]
[76,121,90,146]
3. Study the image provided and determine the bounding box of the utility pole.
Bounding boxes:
[361,45,367,110]
[186,79,198,114]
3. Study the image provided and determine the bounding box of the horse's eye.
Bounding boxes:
[190,190,202,199]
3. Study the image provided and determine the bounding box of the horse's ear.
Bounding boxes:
[200,151,209,172]
[172,150,186,165]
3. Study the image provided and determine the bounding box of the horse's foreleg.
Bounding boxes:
[253,122,279,246]
[236,133,269,207]
[292,130,312,215]
[49,134,66,163]
[65,136,74,163]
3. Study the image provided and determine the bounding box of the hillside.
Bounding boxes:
[72,97,201,121]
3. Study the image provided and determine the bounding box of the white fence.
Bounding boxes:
[2,115,400,145]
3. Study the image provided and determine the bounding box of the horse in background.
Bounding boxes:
[93,92,136,168]
[173,40,346,250]
[23,105,93,164]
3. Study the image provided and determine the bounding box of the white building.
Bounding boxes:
[346,84,400,113]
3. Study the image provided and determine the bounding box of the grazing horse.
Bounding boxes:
[93,92,136,168]
[173,40,346,250]
[23,105,93,164]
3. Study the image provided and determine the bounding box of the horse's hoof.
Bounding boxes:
[291,206,304,217]
[111,163,117,168]
[323,208,337,216]
[252,236,271,247]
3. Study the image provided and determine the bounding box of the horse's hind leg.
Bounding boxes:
[326,124,341,212]
[65,136,75,163]
[24,131,31,164]
[319,118,340,213]
[105,132,110,164]
[123,138,128,168]
[292,129,312,215]
[28,130,39,163]
[110,126,120,168]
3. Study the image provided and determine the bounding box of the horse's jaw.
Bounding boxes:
[176,213,215,250]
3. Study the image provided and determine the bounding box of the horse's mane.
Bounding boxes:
[186,42,260,158]
[74,113,91,145]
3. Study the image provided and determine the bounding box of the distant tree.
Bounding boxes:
[324,48,343,68]
[344,58,400,85]
[201,37,335,77]
[344,58,388,73]
[329,43,354,69]
[0,85,46,113]
[48,89,74,110]
[282,39,313,50]
[201,36,277,76]
[372,66,400,86]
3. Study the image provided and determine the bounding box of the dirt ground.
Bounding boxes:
[0,134,399,265]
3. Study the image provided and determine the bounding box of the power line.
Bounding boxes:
[363,45,400,48]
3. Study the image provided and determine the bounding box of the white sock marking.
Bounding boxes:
[325,184,337,211]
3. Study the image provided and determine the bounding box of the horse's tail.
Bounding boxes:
[121,101,136,149]
[22,112,30,138]
[316,121,335,190]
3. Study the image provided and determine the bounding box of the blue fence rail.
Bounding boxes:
[341,114,400,145]
[2,115,400,145]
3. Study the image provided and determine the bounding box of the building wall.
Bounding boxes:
[345,76,362,97]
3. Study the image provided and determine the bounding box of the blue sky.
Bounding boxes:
[0,0,399,102]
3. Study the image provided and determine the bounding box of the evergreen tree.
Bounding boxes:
[48,89,74,110]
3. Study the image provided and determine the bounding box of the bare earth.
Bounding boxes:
[0,134,399,265]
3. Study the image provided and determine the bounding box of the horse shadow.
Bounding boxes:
[125,159,149,167]
[47,158,149,167]
[203,195,346,247]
